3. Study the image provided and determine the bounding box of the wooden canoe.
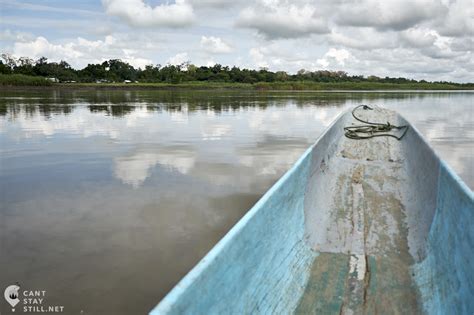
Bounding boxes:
[150,107,474,315]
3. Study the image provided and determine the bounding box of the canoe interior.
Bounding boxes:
[151,108,474,315]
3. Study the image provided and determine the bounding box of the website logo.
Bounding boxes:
[4,284,20,308]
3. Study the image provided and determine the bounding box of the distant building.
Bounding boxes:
[47,77,59,83]
[124,80,132,84]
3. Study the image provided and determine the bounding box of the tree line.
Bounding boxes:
[0,53,468,86]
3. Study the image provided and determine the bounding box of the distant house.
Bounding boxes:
[124,80,132,84]
[47,77,59,83]
[95,79,109,84]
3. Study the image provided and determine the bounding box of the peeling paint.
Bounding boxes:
[150,108,473,315]
[349,254,366,281]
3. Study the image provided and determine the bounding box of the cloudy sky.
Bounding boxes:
[0,0,472,82]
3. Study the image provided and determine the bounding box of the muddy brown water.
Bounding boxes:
[0,90,472,314]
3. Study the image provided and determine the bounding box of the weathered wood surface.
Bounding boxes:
[150,107,474,315]
[299,108,420,314]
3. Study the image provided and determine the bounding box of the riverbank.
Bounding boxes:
[2,81,473,91]
[0,74,53,86]
[0,75,472,90]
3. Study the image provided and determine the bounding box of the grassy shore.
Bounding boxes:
[253,81,473,90]
[0,74,52,86]
[1,75,472,90]
[54,81,474,90]
[61,82,474,90]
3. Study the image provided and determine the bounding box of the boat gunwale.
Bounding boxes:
[397,111,473,199]
[151,109,350,313]
[151,108,473,314]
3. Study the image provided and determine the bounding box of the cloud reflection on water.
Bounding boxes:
[1,91,472,189]
[114,149,196,188]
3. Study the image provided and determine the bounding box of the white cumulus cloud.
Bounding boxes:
[317,48,352,68]
[237,1,329,39]
[200,36,233,54]
[436,0,474,37]
[102,0,195,28]
[329,28,398,50]
[336,0,446,31]
[249,48,269,69]
[399,28,438,48]
[12,35,152,69]
[14,36,83,61]
[167,52,189,65]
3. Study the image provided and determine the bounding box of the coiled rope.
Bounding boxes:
[344,105,409,140]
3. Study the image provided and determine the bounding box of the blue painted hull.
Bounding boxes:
[150,109,474,315]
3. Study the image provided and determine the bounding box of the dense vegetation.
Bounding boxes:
[1,53,472,89]
[0,74,52,86]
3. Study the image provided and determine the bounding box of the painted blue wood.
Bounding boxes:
[413,160,474,315]
[150,146,317,314]
[399,115,441,262]
[400,112,474,314]
[150,109,474,315]
[150,110,347,315]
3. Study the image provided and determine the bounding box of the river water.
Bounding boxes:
[0,90,472,314]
